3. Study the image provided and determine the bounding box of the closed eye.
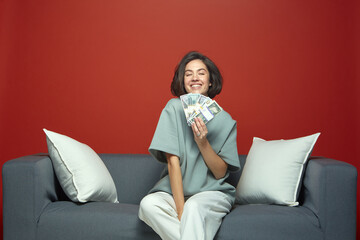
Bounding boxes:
[185,70,193,77]
[198,70,207,76]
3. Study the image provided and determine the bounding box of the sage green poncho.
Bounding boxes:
[149,98,240,204]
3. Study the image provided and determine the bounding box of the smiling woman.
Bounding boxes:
[170,51,223,99]
[184,59,211,96]
[138,51,240,240]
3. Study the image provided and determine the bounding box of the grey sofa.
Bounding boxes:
[2,153,357,240]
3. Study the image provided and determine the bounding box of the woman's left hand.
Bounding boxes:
[191,117,208,145]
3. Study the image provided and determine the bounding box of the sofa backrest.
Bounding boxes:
[100,154,163,204]
[99,154,246,205]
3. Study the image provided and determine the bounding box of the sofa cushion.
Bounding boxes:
[37,201,161,240]
[43,129,118,203]
[216,204,322,240]
[236,133,320,206]
[37,202,321,240]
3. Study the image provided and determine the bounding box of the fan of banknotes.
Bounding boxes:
[180,93,223,126]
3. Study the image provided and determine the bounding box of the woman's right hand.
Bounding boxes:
[177,209,183,221]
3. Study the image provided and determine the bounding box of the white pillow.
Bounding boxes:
[236,133,320,206]
[43,129,118,203]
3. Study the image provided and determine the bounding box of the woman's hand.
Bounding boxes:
[191,117,228,179]
[191,117,208,146]
[177,209,183,221]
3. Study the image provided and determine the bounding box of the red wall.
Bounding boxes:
[1,0,359,238]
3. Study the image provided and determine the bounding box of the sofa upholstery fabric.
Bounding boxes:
[2,154,357,240]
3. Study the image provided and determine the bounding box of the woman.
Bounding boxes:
[139,51,240,240]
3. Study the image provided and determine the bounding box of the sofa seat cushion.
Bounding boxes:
[37,201,161,240]
[216,204,323,240]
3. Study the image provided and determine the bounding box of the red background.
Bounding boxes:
[1,0,359,238]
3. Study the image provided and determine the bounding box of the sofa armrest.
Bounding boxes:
[302,157,357,240]
[2,154,61,240]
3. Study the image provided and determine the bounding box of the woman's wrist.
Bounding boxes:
[196,137,210,150]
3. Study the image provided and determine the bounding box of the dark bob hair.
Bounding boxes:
[170,51,223,99]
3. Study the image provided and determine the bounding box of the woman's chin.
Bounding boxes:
[186,90,208,96]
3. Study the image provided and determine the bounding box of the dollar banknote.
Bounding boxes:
[180,93,223,126]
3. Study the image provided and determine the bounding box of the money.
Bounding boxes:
[180,93,223,126]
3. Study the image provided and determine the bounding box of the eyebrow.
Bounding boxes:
[185,68,207,72]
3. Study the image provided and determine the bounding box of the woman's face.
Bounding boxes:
[184,59,211,96]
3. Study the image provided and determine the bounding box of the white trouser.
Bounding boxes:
[138,191,232,240]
